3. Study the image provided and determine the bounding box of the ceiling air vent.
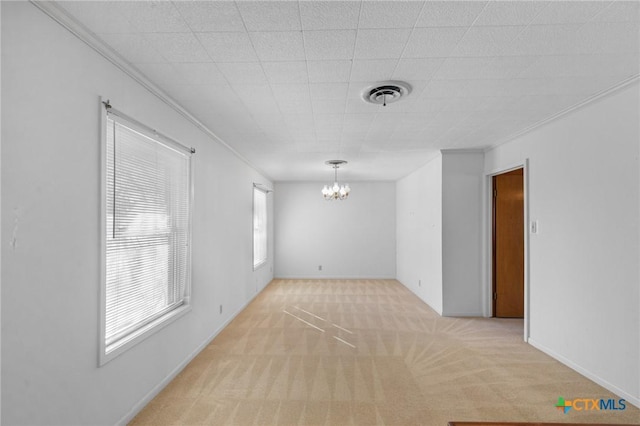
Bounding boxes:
[362,81,411,106]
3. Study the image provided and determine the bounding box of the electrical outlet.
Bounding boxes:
[418,280,421,287]
[318,265,322,271]
[219,305,223,314]
[530,220,539,234]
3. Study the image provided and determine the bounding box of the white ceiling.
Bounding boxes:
[56,0,639,181]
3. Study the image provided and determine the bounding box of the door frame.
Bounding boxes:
[484,159,530,342]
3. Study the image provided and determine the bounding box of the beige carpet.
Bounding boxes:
[130,279,640,425]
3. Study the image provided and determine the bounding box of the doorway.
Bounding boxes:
[492,168,524,318]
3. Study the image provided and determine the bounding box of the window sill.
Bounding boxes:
[253,260,268,271]
[99,304,191,366]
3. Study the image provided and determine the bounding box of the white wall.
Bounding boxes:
[1,3,273,425]
[396,155,443,314]
[274,182,396,279]
[441,151,484,316]
[485,82,640,406]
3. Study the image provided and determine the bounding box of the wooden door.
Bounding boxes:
[493,168,524,318]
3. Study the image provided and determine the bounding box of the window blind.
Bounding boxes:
[253,188,267,268]
[104,112,192,355]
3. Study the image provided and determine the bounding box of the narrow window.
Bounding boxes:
[101,106,193,364]
[253,187,268,269]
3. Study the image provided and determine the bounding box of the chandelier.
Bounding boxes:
[321,160,351,200]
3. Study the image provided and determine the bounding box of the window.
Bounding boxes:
[253,187,268,269]
[101,106,193,364]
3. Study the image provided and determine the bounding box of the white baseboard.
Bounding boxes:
[116,286,266,426]
[274,275,397,280]
[528,338,640,409]
[396,279,443,316]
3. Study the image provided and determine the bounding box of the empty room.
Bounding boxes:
[2,1,639,425]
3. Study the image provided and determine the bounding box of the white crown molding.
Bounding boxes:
[29,0,272,182]
[486,74,640,152]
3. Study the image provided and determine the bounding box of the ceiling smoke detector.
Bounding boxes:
[362,81,411,106]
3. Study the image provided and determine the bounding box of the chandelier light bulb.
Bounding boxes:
[321,160,350,201]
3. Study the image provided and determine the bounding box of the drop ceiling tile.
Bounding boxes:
[359,1,424,29]
[307,60,352,83]
[477,96,521,112]
[99,33,166,64]
[432,57,495,80]
[242,100,281,118]
[392,58,444,81]
[416,1,487,27]
[542,75,627,96]
[592,1,640,23]
[232,84,276,105]
[135,63,182,87]
[403,27,468,58]
[312,99,346,114]
[165,84,226,102]
[197,32,258,62]
[531,1,611,25]
[346,98,385,113]
[474,1,550,26]
[309,83,349,100]
[304,30,357,60]
[236,1,301,31]
[250,31,306,61]
[173,2,245,32]
[520,54,639,79]
[575,22,640,54]
[285,114,315,130]
[252,113,286,131]
[431,110,471,127]
[60,2,136,33]
[206,93,251,116]
[144,33,210,63]
[300,1,361,30]
[276,98,313,114]
[407,96,451,113]
[314,113,344,128]
[507,24,583,56]
[349,59,398,82]
[462,79,524,97]
[262,61,309,84]
[509,94,585,114]
[315,127,343,139]
[217,62,267,85]
[354,29,412,59]
[441,96,491,112]
[172,63,226,86]
[421,79,468,98]
[488,56,541,79]
[118,1,190,33]
[451,25,526,57]
[271,84,311,103]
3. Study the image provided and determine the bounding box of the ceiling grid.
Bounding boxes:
[53,0,639,181]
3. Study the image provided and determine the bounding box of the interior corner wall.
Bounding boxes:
[441,151,484,316]
[396,155,443,314]
[484,82,640,407]
[1,3,273,425]
[274,181,396,279]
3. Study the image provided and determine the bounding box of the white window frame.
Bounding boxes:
[253,186,268,269]
[99,101,194,366]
